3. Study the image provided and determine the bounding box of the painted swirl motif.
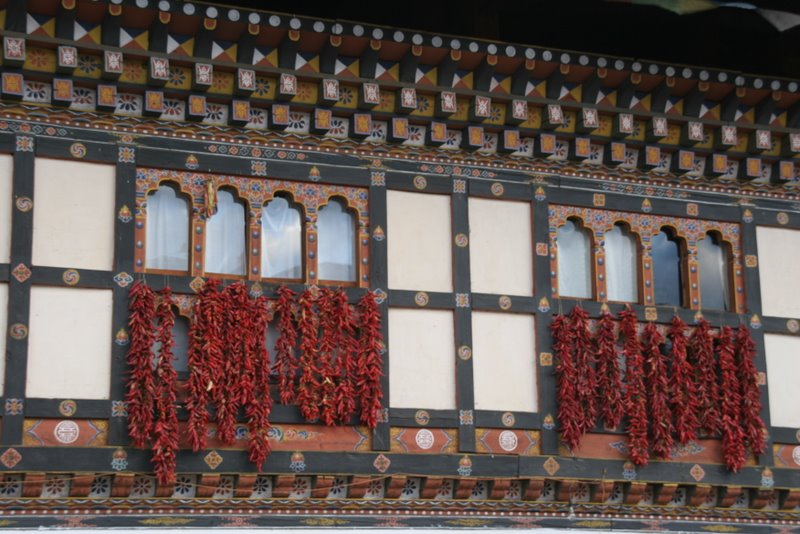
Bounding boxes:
[62,269,80,286]
[59,400,77,417]
[9,323,28,340]
[70,142,87,158]
[499,295,512,310]
[457,345,472,361]
[501,412,516,427]
[454,233,468,247]
[414,410,430,426]
[414,292,429,307]
[413,175,427,190]
[490,182,504,196]
[15,197,32,212]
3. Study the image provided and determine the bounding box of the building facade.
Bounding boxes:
[0,0,798,530]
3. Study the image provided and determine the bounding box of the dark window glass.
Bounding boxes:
[652,230,682,307]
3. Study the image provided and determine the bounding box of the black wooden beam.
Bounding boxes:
[55,2,76,40]
[320,35,340,75]
[437,49,460,88]
[581,72,603,105]
[511,62,533,96]
[4,0,26,33]
[278,33,300,70]
[474,56,495,92]
[755,93,777,126]
[359,40,380,79]
[615,77,636,109]
[682,87,706,117]
[649,80,672,114]
[545,67,565,101]
[720,91,741,122]
[399,48,421,84]
[101,4,121,47]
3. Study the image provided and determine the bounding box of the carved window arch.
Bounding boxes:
[556,217,593,299]
[697,230,732,311]
[651,227,685,307]
[605,222,639,303]
[145,182,191,272]
[204,187,247,277]
[261,193,304,280]
[317,196,357,283]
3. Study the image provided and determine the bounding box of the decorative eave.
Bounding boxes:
[2,0,800,188]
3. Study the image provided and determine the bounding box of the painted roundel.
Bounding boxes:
[490,182,504,196]
[15,197,32,212]
[414,410,430,425]
[457,345,472,360]
[414,292,429,307]
[454,233,468,247]
[62,269,80,286]
[413,175,427,190]
[498,295,512,310]
[69,142,87,158]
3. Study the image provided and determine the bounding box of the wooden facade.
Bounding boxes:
[0,0,798,530]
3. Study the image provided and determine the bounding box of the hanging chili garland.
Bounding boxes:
[718,326,746,472]
[152,288,179,485]
[125,281,157,449]
[214,283,247,445]
[552,313,582,451]
[735,324,766,457]
[690,318,722,436]
[245,292,272,470]
[569,306,598,435]
[274,285,299,405]
[643,322,674,459]
[296,288,322,422]
[185,279,226,452]
[334,289,360,424]
[669,316,699,445]
[620,307,649,466]
[357,291,384,429]
[595,310,623,429]
[317,288,341,426]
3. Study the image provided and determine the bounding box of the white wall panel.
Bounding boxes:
[27,287,113,399]
[764,333,800,428]
[32,159,116,270]
[469,198,533,296]
[756,226,800,318]
[472,311,537,412]
[387,190,452,292]
[388,308,455,409]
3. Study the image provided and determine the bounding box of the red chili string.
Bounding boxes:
[357,291,384,429]
[718,326,746,472]
[595,310,623,429]
[735,323,766,457]
[620,307,649,466]
[669,315,700,445]
[152,288,179,485]
[643,322,674,459]
[125,281,157,449]
[689,318,721,436]
[552,313,582,451]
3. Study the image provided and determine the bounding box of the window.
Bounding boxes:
[204,189,246,276]
[318,198,356,282]
[146,184,190,272]
[605,223,638,303]
[261,195,303,280]
[135,169,369,287]
[697,232,731,311]
[557,218,592,299]
[652,229,683,307]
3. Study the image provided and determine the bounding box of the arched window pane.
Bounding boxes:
[698,234,730,310]
[205,189,246,275]
[262,196,302,279]
[557,219,592,299]
[605,224,638,302]
[652,231,682,306]
[318,199,355,282]
[146,185,189,271]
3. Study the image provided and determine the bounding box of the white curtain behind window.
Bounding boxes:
[146,185,189,271]
[698,234,730,310]
[205,189,246,275]
[557,219,592,299]
[318,199,356,281]
[605,225,638,302]
[262,196,302,279]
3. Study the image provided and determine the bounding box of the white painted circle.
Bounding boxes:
[415,429,434,450]
[313,21,325,33]
[393,31,404,42]
[431,36,443,47]
[135,0,148,8]
[771,80,781,91]
[289,17,302,30]
[506,46,517,57]
[499,430,518,452]
[753,78,764,89]
[579,55,589,66]
[412,34,423,45]
[469,42,480,53]
[182,3,194,15]
[735,75,745,86]
[228,9,240,22]
[205,6,218,18]
[632,61,642,72]
[718,72,728,82]
[352,24,364,36]
[268,15,281,27]
[792,446,800,466]
[682,67,693,78]
[158,1,170,11]
[561,53,571,64]
[54,420,80,444]
[543,50,553,61]
[789,81,798,92]
[372,28,384,39]
[332,23,343,35]
[614,59,625,70]
[525,48,536,60]
[648,64,658,75]
[487,43,498,55]
[699,70,709,81]
[665,66,676,77]
[597,57,607,68]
